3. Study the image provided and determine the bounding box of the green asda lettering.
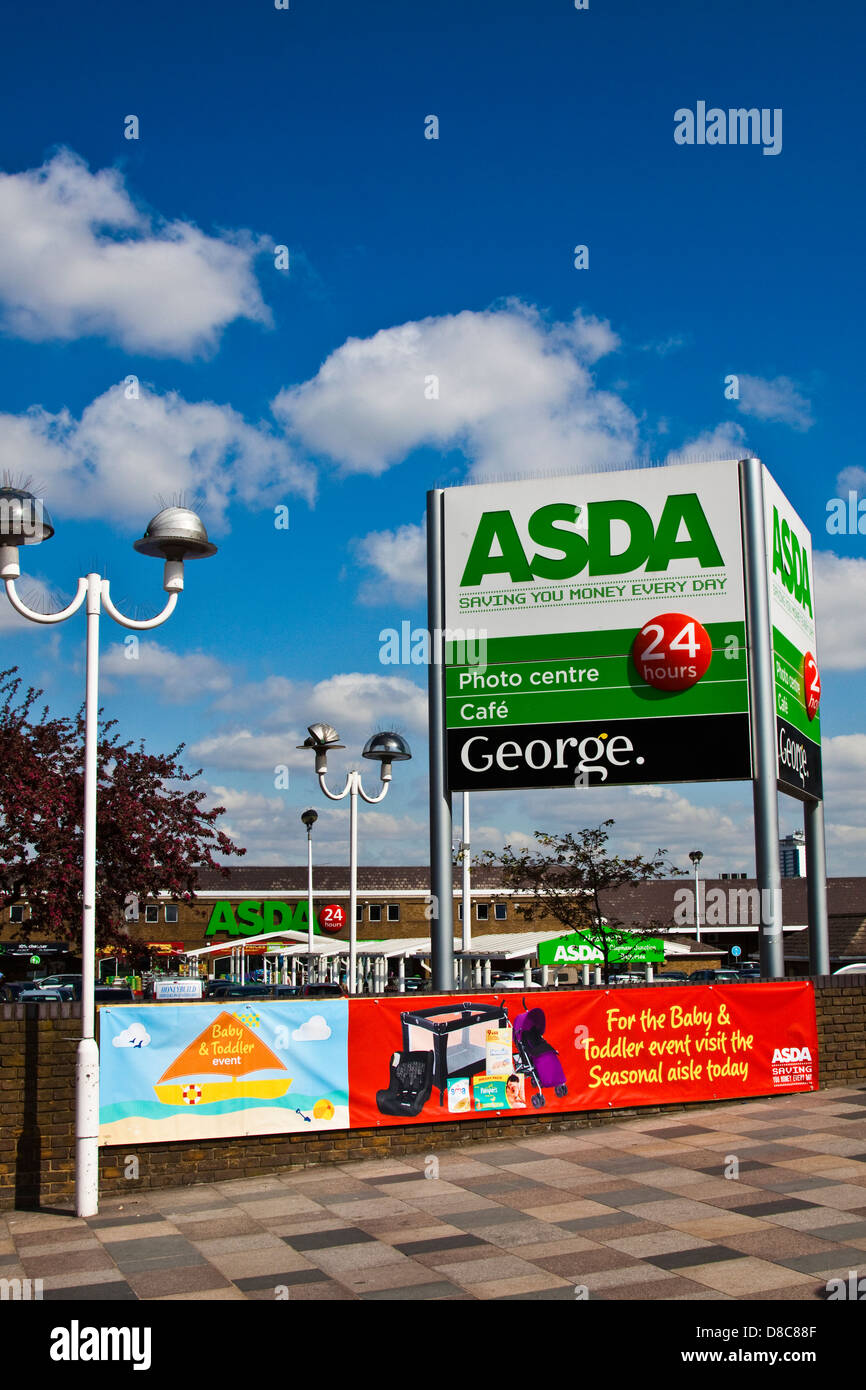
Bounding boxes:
[771,507,812,617]
[206,900,319,938]
[460,495,724,586]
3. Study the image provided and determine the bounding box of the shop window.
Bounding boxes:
[165,905,179,924]
[369,904,383,923]
[10,904,26,923]
[145,905,159,924]
[476,903,490,921]
[356,904,364,923]
[494,903,507,921]
[387,904,400,922]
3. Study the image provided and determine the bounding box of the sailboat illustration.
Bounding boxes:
[153,1010,292,1106]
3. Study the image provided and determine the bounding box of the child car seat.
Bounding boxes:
[376,1050,434,1117]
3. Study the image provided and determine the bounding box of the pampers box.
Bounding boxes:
[472,1075,508,1110]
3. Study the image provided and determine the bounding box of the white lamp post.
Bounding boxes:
[0,489,217,1218]
[689,850,704,943]
[300,808,318,982]
[298,724,411,995]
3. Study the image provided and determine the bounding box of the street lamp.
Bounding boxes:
[298,725,411,994]
[689,850,704,943]
[300,808,318,975]
[0,489,217,1218]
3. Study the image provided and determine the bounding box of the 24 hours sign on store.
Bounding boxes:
[443,459,753,791]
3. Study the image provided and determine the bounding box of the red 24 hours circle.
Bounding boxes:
[633,613,713,692]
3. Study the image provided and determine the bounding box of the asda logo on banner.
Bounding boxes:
[460,494,724,586]
[771,506,812,617]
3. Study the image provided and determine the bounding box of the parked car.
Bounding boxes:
[492,972,542,989]
[689,968,741,983]
[17,985,76,1002]
[204,982,274,1000]
[608,972,647,985]
[301,982,346,999]
[95,985,134,1002]
[832,963,866,976]
[657,970,688,983]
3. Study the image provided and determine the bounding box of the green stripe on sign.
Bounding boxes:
[772,627,821,744]
[446,621,746,665]
[447,676,748,728]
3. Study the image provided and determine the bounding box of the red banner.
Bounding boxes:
[348,982,818,1127]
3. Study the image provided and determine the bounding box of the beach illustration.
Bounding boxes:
[153,1010,292,1106]
[99,1002,350,1145]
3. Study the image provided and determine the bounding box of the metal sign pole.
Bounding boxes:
[804,797,830,975]
[427,488,454,991]
[739,456,785,978]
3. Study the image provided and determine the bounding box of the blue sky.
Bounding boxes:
[0,0,863,874]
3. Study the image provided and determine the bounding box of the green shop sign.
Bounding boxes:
[206,900,325,939]
[538,932,665,966]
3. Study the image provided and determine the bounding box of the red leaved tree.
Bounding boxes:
[0,667,244,950]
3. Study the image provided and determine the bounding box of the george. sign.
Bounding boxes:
[443,460,752,792]
[762,469,822,800]
[538,933,664,966]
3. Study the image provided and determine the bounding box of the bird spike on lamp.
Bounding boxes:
[133,506,217,593]
[363,730,412,781]
[0,484,54,578]
[298,723,346,773]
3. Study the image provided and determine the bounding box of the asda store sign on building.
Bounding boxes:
[443,460,753,791]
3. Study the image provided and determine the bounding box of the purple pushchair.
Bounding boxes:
[512,1003,568,1109]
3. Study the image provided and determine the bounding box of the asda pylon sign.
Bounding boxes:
[763,469,822,799]
[442,460,753,791]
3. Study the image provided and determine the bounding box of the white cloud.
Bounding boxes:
[292,1014,331,1041]
[735,375,813,431]
[272,304,637,480]
[190,729,310,773]
[310,672,427,734]
[112,1021,151,1048]
[664,422,748,464]
[814,553,866,670]
[353,519,427,606]
[0,383,313,531]
[0,150,270,355]
[835,466,866,495]
[101,640,233,703]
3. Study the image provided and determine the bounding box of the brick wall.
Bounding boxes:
[2,980,864,1210]
[814,978,866,1086]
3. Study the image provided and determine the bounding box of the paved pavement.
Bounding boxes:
[3,1085,866,1301]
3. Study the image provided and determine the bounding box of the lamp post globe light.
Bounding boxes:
[689,850,704,943]
[298,725,411,994]
[0,489,217,1218]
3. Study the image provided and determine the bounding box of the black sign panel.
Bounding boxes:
[447,713,752,792]
[776,718,822,801]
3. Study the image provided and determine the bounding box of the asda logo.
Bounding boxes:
[772,1046,812,1063]
[460,494,724,586]
[771,506,813,617]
